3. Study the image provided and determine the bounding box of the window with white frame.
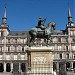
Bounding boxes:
[15,39,17,43]
[14,55,17,60]
[66,54,69,59]
[74,31,75,35]
[0,55,2,60]
[6,55,10,60]
[58,46,61,50]
[72,46,75,51]
[14,46,17,52]
[6,46,10,52]
[0,32,1,36]
[65,46,68,51]
[21,38,24,44]
[21,55,25,60]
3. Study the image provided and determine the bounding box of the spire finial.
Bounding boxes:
[2,6,7,24]
[3,6,6,18]
[67,0,73,23]
[68,8,73,23]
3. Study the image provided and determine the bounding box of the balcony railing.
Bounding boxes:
[5,50,26,53]
[6,42,26,44]
[52,41,68,44]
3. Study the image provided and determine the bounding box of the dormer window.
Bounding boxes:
[15,33,18,36]
[22,33,25,35]
[15,39,17,43]
[58,38,61,42]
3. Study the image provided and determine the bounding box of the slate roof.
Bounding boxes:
[9,31,29,36]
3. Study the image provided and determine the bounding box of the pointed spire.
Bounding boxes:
[68,8,73,23]
[3,6,6,18]
[2,6,7,24]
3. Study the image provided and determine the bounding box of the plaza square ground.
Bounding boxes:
[0,72,75,75]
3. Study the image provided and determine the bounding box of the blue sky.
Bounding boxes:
[0,0,74,31]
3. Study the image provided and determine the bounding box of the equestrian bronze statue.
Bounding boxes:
[29,17,56,43]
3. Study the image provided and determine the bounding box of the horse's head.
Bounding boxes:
[51,22,56,30]
[46,22,56,30]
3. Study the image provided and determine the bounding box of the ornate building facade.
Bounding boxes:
[0,7,28,72]
[0,6,75,74]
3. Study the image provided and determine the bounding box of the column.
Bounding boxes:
[11,62,13,72]
[19,63,21,72]
[70,61,73,68]
[4,62,6,72]
[56,62,59,74]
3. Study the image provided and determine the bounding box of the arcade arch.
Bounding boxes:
[21,63,26,72]
[0,63,4,72]
[73,62,75,68]
[6,63,11,72]
[66,62,70,70]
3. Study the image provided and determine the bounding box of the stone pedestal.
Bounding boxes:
[26,46,53,73]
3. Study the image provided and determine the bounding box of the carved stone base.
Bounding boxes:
[26,46,53,73]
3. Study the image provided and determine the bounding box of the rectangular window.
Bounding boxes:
[0,39,2,43]
[60,54,62,59]
[8,39,10,43]
[0,32,1,36]
[66,46,68,51]
[1,32,3,36]
[72,46,75,50]
[22,46,24,52]
[74,54,75,58]
[0,55,2,60]
[72,38,75,42]
[74,31,75,35]
[15,39,17,43]
[0,46,2,52]
[21,55,25,60]
[71,31,74,36]
[6,55,10,60]
[15,46,17,52]
[14,55,17,60]
[8,46,10,52]
[65,38,68,42]
[58,46,61,50]
[21,39,24,43]
[66,54,69,59]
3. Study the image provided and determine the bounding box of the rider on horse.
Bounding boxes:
[36,17,46,30]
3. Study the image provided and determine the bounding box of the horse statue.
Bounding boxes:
[29,22,56,43]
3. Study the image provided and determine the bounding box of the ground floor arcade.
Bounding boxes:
[0,60,27,73]
[53,60,75,73]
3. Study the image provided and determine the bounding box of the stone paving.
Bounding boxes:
[0,72,75,75]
